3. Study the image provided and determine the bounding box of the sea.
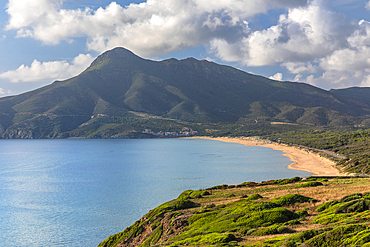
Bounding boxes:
[0,138,311,247]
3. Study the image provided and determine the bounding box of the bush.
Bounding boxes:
[363,192,370,198]
[245,202,279,212]
[281,229,326,247]
[207,184,228,190]
[316,200,339,212]
[340,193,363,203]
[297,181,323,188]
[296,209,309,217]
[335,198,370,214]
[270,194,317,206]
[170,233,236,246]
[245,194,263,201]
[248,224,294,236]
[147,198,199,222]
[306,224,368,246]
[177,190,211,199]
[244,208,299,228]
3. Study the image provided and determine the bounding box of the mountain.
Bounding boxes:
[1,47,370,138]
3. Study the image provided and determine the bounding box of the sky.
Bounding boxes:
[1,0,370,98]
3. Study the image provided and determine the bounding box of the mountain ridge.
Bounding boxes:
[0,47,370,138]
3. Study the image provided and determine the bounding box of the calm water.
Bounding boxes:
[0,139,311,246]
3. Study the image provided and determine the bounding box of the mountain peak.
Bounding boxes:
[104,47,139,58]
[89,47,141,68]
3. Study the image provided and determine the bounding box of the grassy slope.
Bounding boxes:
[98,177,370,247]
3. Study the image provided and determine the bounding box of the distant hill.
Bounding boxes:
[0,47,370,138]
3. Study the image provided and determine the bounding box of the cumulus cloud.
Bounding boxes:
[0,54,94,83]
[366,1,370,10]
[5,0,309,56]
[0,88,14,96]
[211,0,355,66]
[361,75,370,87]
[269,72,283,81]
[282,62,318,74]
[5,0,370,90]
[209,0,370,89]
[293,74,303,82]
[302,19,370,89]
[305,70,366,89]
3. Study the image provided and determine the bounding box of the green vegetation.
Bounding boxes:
[269,194,317,206]
[98,176,370,247]
[2,47,370,140]
[296,181,323,188]
[269,128,370,174]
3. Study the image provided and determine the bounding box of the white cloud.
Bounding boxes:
[293,74,303,81]
[366,1,370,10]
[211,0,355,66]
[269,72,283,81]
[361,75,370,87]
[305,70,366,90]
[5,0,370,90]
[5,0,309,56]
[209,0,370,90]
[282,61,317,74]
[302,19,370,89]
[0,54,94,83]
[0,88,14,96]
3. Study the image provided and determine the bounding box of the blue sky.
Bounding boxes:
[1,0,370,97]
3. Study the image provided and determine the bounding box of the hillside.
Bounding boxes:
[1,47,370,138]
[98,176,370,247]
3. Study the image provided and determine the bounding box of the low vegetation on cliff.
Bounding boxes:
[98,176,370,247]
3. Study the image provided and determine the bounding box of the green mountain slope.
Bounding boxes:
[97,177,370,247]
[0,47,370,138]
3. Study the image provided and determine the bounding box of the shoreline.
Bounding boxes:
[191,136,346,176]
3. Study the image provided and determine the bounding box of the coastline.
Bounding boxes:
[191,136,345,176]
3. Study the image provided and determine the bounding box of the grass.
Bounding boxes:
[98,177,370,246]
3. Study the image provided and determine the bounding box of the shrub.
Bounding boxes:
[146,199,199,222]
[279,177,302,185]
[306,224,368,246]
[316,200,339,212]
[270,194,317,206]
[245,194,263,201]
[363,192,370,199]
[343,229,370,246]
[335,198,370,214]
[245,201,279,212]
[296,209,309,217]
[297,181,323,188]
[170,233,236,246]
[248,224,294,236]
[281,229,326,247]
[207,184,228,190]
[242,208,299,228]
[177,190,211,199]
[340,193,363,203]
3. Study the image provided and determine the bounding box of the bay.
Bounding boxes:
[0,139,311,246]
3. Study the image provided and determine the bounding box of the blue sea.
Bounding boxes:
[0,139,311,246]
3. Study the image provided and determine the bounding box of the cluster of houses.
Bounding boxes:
[142,128,198,137]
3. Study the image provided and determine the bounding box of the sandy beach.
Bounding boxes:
[192,136,345,176]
